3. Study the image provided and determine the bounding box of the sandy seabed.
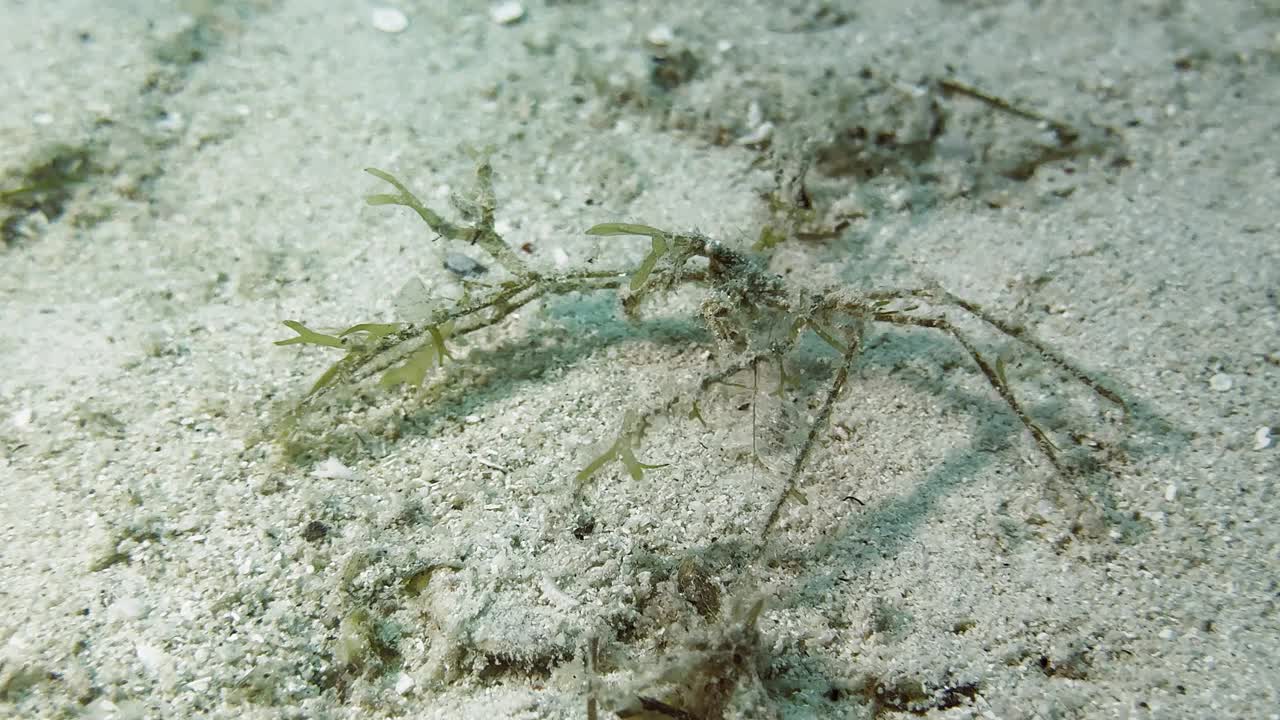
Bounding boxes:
[2,2,1277,718]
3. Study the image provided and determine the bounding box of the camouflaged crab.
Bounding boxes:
[277,157,1124,537]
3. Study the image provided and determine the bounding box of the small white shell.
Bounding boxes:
[371,7,409,34]
[490,1,525,25]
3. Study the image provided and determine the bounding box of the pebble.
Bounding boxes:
[155,111,184,133]
[646,25,674,47]
[371,7,409,34]
[1208,373,1233,392]
[444,251,487,278]
[552,246,570,268]
[1255,426,1274,451]
[490,1,525,25]
[108,596,147,621]
[311,456,355,480]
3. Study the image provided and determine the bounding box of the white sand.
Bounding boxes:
[2,1,1277,718]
